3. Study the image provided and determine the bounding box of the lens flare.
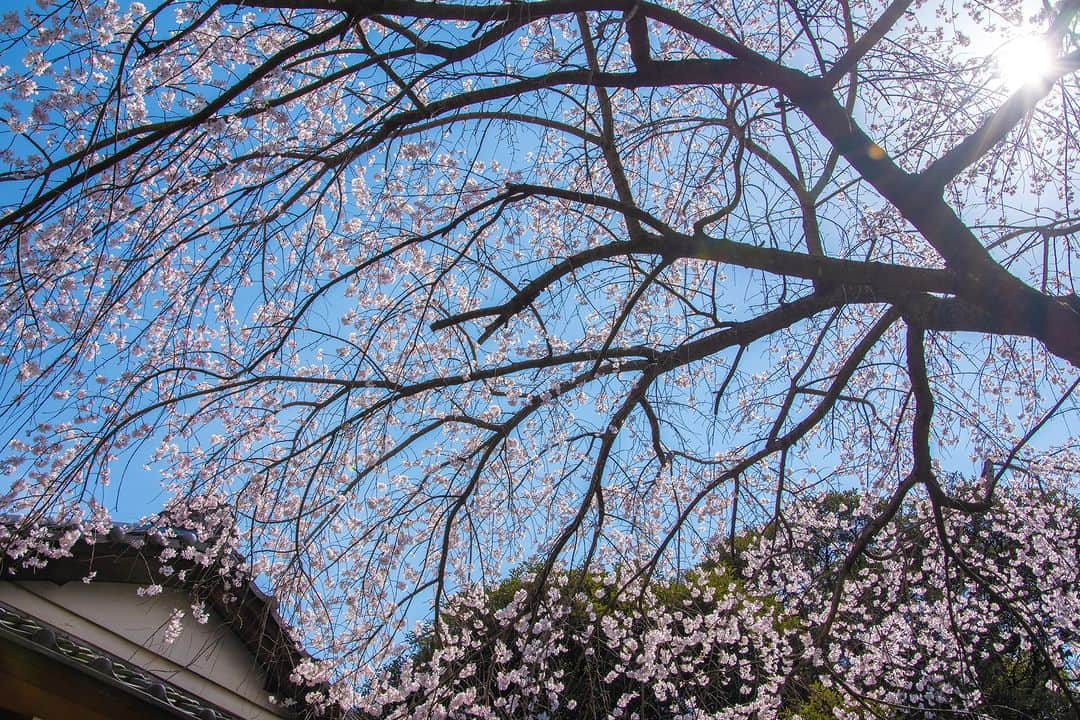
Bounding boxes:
[996,34,1056,91]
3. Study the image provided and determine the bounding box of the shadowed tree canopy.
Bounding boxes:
[0,0,1078,715]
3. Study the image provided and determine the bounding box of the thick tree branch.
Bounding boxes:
[624,2,652,69]
[905,321,934,481]
[778,71,1080,366]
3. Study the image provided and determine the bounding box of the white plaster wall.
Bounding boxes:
[0,581,292,719]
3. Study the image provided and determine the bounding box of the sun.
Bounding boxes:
[996,34,1056,92]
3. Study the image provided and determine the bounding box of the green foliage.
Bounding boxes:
[970,654,1073,720]
[780,683,847,720]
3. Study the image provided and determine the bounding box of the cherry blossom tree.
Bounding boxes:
[380,491,1077,718]
[0,0,1078,715]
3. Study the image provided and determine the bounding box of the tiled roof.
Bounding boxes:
[0,598,238,719]
[0,521,340,719]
